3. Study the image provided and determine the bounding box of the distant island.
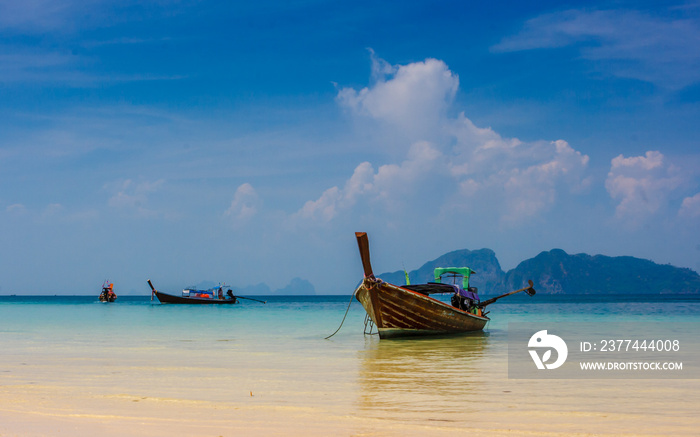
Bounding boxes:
[197,249,699,296]
[379,248,700,295]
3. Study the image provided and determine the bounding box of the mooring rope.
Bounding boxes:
[324,290,356,340]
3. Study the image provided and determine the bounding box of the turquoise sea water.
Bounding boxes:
[2,293,698,349]
[2,294,698,373]
[1,293,699,435]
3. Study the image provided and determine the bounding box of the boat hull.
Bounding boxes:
[355,279,489,339]
[154,290,237,305]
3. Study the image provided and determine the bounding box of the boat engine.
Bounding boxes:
[451,294,472,311]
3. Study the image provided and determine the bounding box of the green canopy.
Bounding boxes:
[433,267,475,289]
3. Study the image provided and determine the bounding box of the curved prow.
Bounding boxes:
[355,232,374,278]
[147,279,156,292]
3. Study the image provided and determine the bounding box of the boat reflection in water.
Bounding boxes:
[357,332,494,423]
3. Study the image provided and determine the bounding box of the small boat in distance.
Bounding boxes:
[147,280,266,305]
[98,280,117,302]
[353,232,535,339]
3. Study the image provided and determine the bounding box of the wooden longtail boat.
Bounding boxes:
[98,280,117,302]
[354,232,535,339]
[147,280,266,305]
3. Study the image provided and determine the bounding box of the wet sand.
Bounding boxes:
[1,339,698,436]
[1,381,698,436]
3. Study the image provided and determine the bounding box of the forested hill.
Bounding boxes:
[380,248,700,295]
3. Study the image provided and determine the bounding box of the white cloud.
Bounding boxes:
[298,56,590,226]
[295,186,341,222]
[372,141,444,202]
[680,193,700,218]
[610,150,665,171]
[224,183,260,224]
[444,135,591,223]
[107,179,164,217]
[337,57,459,142]
[492,8,700,89]
[5,202,98,223]
[605,151,684,224]
[295,160,377,222]
[501,140,591,220]
[5,203,27,215]
[342,161,375,206]
[294,141,447,223]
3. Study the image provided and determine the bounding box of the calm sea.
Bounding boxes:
[1,293,699,435]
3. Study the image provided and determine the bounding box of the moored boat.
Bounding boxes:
[98,280,117,302]
[147,280,266,305]
[353,232,535,339]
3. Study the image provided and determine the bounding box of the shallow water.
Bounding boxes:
[1,294,699,435]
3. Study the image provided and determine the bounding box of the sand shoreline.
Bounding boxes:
[1,382,698,436]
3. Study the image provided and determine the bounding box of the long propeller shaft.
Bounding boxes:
[479,280,536,307]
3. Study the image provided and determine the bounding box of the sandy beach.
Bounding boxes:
[1,378,698,436]
[1,338,698,436]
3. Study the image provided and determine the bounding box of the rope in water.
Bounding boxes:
[324,290,356,340]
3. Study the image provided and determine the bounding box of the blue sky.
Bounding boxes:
[1,0,699,294]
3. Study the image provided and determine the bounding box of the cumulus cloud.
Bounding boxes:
[107,179,164,217]
[295,186,342,222]
[337,56,459,142]
[500,140,591,220]
[680,193,700,218]
[294,142,447,223]
[605,151,684,225]
[447,115,591,220]
[224,183,260,224]
[492,8,700,89]
[298,55,590,226]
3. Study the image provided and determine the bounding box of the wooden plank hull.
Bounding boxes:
[355,279,489,339]
[154,290,238,305]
